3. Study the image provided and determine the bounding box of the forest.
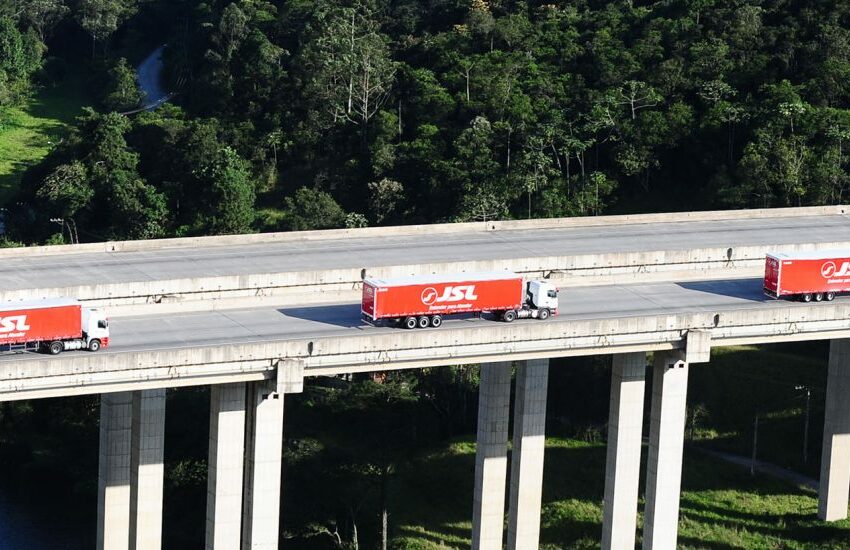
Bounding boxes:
[1,1,850,548]
[1,0,850,244]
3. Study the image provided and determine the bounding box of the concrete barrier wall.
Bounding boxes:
[4,300,850,400]
[4,240,849,316]
[0,205,845,259]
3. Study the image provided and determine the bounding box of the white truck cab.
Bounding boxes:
[81,309,110,351]
[528,280,559,312]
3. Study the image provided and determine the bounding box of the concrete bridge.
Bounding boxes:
[2,206,850,549]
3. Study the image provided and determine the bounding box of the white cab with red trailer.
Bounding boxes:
[361,271,559,329]
[0,298,110,354]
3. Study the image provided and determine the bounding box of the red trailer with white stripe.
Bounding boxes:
[764,250,850,302]
[361,271,559,329]
[0,298,110,354]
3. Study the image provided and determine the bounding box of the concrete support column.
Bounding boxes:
[97,391,134,550]
[819,338,850,521]
[472,361,512,550]
[507,358,549,550]
[206,383,247,550]
[642,353,689,550]
[602,352,647,550]
[242,379,285,549]
[129,389,166,550]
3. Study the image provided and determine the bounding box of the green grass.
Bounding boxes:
[0,76,91,206]
[387,436,850,549]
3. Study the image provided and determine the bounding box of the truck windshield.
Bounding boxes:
[98,320,108,329]
[547,290,557,298]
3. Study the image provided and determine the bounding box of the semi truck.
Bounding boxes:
[764,250,850,302]
[361,271,559,328]
[0,298,110,354]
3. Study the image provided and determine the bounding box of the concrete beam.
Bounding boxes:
[206,383,247,549]
[472,362,512,550]
[602,352,647,550]
[242,379,285,550]
[507,359,549,550]
[642,353,690,550]
[97,392,134,550]
[129,389,166,550]
[819,339,850,521]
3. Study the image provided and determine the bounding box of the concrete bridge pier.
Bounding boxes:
[507,358,549,550]
[471,361,512,550]
[819,338,850,521]
[97,389,166,550]
[642,331,710,550]
[601,352,647,550]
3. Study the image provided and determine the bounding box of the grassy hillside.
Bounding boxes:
[0,77,91,206]
[387,437,850,549]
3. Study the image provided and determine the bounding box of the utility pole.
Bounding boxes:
[796,385,811,464]
[750,413,759,476]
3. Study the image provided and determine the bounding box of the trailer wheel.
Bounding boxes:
[417,316,430,328]
[404,316,417,329]
[48,341,63,355]
[815,293,824,302]
[801,293,813,303]
[503,310,517,322]
[539,308,550,321]
[89,339,101,352]
[430,315,443,328]
[827,292,836,301]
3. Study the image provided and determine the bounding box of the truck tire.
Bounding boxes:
[815,293,824,302]
[404,316,417,329]
[503,310,517,322]
[827,292,836,301]
[89,339,101,352]
[417,316,430,328]
[48,341,63,355]
[801,293,813,303]
[539,308,550,321]
[430,315,443,328]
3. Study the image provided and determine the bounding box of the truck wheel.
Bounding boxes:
[827,292,836,301]
[89,339,101,352]
[404,316,417,329]
[503,310,517,323]
[801,293,813,303]
[430,315,443,328]
[48,341,63,355]
[539,308,550,321]
[815,293,824,302]
[417,316,430,328]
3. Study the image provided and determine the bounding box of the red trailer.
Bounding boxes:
[362,272,559,329]
[0,298,110,354]
[764,250,850,302]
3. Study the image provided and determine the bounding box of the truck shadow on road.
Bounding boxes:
[276,303,366,329]
[676,278,767,302]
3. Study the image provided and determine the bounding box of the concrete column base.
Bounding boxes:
[642,353,689,550]
[206,383,247,549]
[97,392,134,550]
[602,352,647,550]
[242,379,285,549]
[507,359,549,550]
[472,362,512,550]
[819,339,850,521]
[130,389,166,550]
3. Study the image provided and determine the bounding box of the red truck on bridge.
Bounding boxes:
[0,298,110,354]
[764,250,850,302]
[361,271,559,328]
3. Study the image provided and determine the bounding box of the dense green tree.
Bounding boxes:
[199,146,256,234]
[102,57,142,111]
[0,17,44,105]
[283,187,347,230]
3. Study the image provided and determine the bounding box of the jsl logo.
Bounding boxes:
[421,285,478,305]
[821,261,850,278]
[0,315,30,333]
